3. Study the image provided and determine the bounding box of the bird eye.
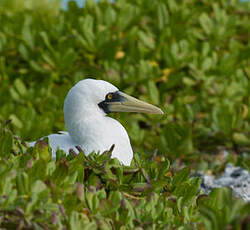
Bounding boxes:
[107,93,113,100]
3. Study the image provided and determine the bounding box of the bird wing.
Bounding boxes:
[29,131,78,157]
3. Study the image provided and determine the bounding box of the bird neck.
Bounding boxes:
[64,106,107,143]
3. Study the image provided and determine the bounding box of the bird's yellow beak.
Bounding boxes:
[107,92,163,114]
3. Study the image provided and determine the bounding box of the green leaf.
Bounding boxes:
[14,78,27,96]
[132,182,150,192]
[40,31,54,53]
[16,172,29,195]
[3,189,17,208]
[138,31,155,49]
[172,167,190,188]
[9,114,23,129]
[18,44,29,60]
[51,159,69,185]
[233,133,250,145]
[22,16,34,50]
[31,180,47,194]
[0,130,13,156]
[158,160,170,180]
[157,3,169,30]
[70,211,92,230]
[104,6,116,26]
[34,139,51,162]
[202,57,213,71]
[212,103,235,135]
[162,123,192,155]
[148,80,159,104]
[198,188,240,230]
[199,13,213,35]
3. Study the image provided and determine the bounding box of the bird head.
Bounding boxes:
[64,79,163,118]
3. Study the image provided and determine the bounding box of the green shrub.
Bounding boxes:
[0,0,250,228]
[0,0,249,160]
[0,123,249,229]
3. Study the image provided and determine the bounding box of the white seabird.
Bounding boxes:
[31,79,163,166]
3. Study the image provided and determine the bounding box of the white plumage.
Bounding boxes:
[30,79,163,166]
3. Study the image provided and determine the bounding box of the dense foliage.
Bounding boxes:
[0,127,249,229]
[0,0,250,229]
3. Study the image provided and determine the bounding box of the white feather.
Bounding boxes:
[30,79,133,166]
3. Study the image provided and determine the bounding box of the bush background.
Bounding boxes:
[0,0,249,229]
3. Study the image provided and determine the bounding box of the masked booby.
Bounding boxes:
[31,79,163,166]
